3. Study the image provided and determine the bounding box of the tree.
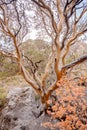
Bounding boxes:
[0,0,87,106]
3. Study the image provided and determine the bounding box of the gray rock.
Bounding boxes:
[0,86,50,130]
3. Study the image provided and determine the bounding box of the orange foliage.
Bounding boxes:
[43,77,87,130]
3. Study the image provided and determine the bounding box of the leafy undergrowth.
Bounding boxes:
[43,77,87,130]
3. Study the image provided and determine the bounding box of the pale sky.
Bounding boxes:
[23,29,37,42]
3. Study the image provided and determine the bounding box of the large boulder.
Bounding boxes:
[0,87,50,130]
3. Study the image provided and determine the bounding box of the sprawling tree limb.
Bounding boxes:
[62,55,87,71]
[20,63,42,96]
[12,36,43,97]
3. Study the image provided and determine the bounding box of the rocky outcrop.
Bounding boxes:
[0,87,50,130]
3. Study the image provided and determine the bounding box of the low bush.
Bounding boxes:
[43,77,87,130]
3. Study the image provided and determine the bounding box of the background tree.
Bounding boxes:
[0,0,87,106]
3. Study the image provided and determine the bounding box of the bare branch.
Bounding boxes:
[0,50,17,59]
[75,8,87,24]
[23,55,36,72]
[62,55,87,71]
[57,0,64,34]
[20,63,42,96]
[13,3,22,37]
[32,0,58,34]
[62,29,87,65]
[40,8,53,39]
[22,55,42,87]
[64,0,84,19]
